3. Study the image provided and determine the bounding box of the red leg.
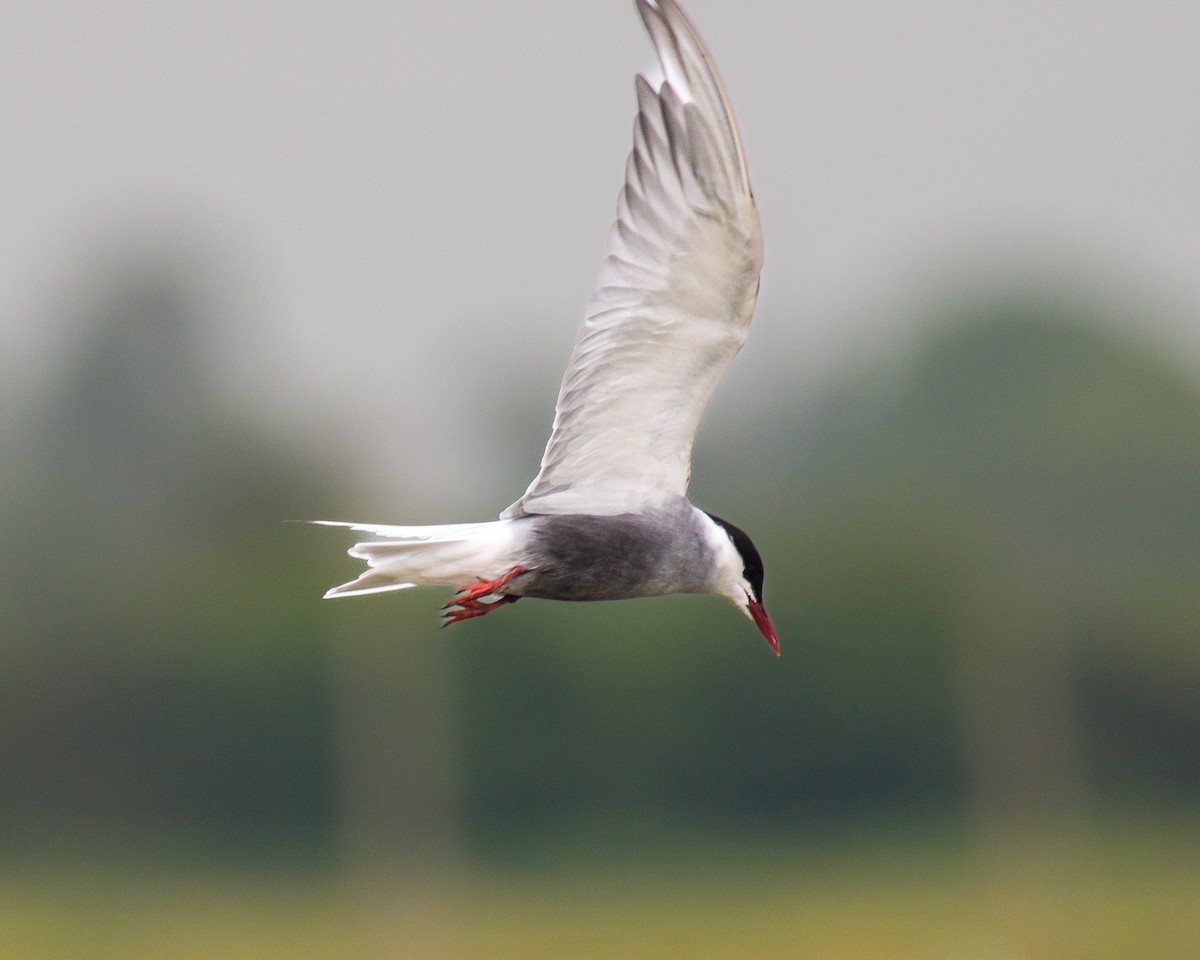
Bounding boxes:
[445,565,527,606]
[440,565,527,627]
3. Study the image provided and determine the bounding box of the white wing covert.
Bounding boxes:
[502,0,762,519]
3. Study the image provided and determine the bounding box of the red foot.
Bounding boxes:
[441,594,519,627]
[440,565,527,627]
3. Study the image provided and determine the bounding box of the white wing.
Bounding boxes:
[502,0,763,519]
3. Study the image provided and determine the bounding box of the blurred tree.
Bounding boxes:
[448,290,1200,846]
[790,295,1200,827]
[0,241,340,854]
[329,602,464,876]
[4,258,1196,862]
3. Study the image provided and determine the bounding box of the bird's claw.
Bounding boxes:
[440,565,527,627]
[441,594,519,627]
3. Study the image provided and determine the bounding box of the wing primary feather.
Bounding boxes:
[638,0,751,198]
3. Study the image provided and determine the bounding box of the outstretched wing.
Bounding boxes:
[502,0,762,519]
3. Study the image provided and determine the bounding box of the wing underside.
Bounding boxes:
[503,0,763,519]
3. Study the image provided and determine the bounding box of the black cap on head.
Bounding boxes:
[703,512,765,603]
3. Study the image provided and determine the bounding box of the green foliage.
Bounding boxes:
[3,260,1198,860]
[0,258,340,850]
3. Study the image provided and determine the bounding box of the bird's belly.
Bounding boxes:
[516,511,704,602]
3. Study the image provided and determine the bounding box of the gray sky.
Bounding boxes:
[4,0,1199,511]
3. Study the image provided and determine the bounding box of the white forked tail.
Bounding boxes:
[312,520,522,599]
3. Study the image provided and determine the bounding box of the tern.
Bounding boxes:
[317,0,777,654]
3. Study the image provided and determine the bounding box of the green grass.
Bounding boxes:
[3,820,1197,960]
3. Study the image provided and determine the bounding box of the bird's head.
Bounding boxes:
[703,512,778,655]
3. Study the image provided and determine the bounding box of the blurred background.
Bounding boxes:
[3,0,1198,957]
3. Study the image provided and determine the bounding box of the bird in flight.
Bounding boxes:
[317,0,776,654]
